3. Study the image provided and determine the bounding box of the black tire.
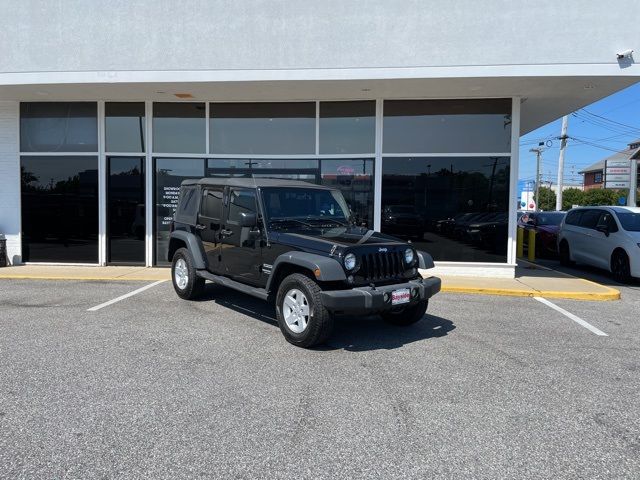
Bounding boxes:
[275,273,334,348]
[611,249,632,284]
[381,300,428,326]
[559,241,573,266]
[171,247,205,300]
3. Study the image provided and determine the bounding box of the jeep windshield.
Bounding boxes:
[261,187,352,230]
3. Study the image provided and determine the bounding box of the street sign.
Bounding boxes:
[605,158,631,189]
[606,159,631,168]
[606,174,632,182]
[605,181,630,189]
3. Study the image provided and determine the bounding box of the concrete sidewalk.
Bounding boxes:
[0,262,620,301]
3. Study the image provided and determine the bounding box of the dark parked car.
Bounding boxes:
[518,211,566,257]
[382,205,425,240]
[168,178,441,348]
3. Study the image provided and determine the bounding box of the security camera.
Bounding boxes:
[617,49,633,59]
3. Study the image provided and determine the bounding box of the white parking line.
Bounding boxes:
[533,297,608,336]
[87,280,166,312]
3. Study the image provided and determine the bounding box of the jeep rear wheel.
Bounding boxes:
[381,300,428,326]
[172,248,205,300]
[275,273,334,348]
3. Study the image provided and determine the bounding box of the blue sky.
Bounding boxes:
[519,82,640,186]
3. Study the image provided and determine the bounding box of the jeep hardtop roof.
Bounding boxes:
[181,177,332,190]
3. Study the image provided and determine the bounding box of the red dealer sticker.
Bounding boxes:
[391,288,411,305]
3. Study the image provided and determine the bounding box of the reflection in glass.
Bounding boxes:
[108,157,145,264]
[106,103,145,152]
[20,102,98,152]
[206,158,375,227]
[320,159,374,227]
[319,101,375,154]
[21,156,99,262]
[153,103,205,153]
[382,157,510,262]
[383,99,512,154]
[155,158,205,265]
[210,102,315,154]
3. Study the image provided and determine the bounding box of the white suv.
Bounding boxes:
[557,206,640,282]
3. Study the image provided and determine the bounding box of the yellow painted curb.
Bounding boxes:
[441,285,620,301]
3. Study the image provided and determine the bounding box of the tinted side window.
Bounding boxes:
[177,187,198,217]
[579,210,601,229]
[201,189,223,220]
[228,189,257,224]
[565,210,583,226]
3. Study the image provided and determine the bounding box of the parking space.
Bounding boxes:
[1,280,639,479]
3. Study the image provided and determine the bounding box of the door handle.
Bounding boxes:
[221,229,233,237]
[195,223,206,230]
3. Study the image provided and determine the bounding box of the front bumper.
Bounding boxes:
[320,276,441,314]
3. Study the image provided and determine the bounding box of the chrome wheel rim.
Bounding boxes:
[174,258,188,290]
[283,288,310,333]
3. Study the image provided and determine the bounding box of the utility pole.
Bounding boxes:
[629,157,638,207]
[530,147,543,211]
[556,115,569,211]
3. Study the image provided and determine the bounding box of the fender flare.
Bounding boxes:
[169,231,208,269]
[266,251,347,291]
[417,250,435,269]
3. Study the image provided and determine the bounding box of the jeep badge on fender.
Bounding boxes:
[168,178,441,348]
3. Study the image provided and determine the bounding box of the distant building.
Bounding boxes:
[580,140,640,190]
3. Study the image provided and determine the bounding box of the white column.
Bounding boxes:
[145,101,154,266]
[506,97,521,269]
[97,101,106,265]
[373,99,383,231]
[0,101,21,264]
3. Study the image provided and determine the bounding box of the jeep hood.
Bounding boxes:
[270,227,407,254]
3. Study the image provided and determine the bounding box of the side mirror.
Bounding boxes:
[239,212,257,228]
[596,225,609,236]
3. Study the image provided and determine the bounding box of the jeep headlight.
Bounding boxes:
[344,253,357,271]
[404,248,415,265]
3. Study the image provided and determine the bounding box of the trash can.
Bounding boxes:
[0,234,7,267]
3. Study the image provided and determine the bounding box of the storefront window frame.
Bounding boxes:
[19,97,520,268]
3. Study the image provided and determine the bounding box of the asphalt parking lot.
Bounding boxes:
[1,278,639,479]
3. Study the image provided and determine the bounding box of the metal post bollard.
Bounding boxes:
[516,228,524,258]
[0,234,6,267]
[528,229,536,262]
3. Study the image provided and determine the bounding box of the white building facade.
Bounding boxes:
[0,0,638,277]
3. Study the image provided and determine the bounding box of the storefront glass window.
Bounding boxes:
[206,158,375,227]
[210,102,315,154]
[20,102,98,152]
[154,158,205,265]
[383,99,511,154]
[153,103,205,153]
[319,101,375,154]
[21,156,99,262]
[106,103,145,152]
[381,156,510,262]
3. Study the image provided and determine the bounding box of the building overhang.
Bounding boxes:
[0,66,638,134]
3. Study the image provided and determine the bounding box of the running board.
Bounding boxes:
[196,270,269,301]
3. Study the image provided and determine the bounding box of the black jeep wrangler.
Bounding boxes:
[168,178,441,348]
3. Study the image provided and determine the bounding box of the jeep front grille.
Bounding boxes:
[359,251,405,282]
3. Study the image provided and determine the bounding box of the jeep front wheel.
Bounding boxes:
[275,273,334,348]
[172,247,205,300]
[381,300,428,326]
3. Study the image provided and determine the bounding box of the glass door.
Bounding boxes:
[107,156,145,265]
